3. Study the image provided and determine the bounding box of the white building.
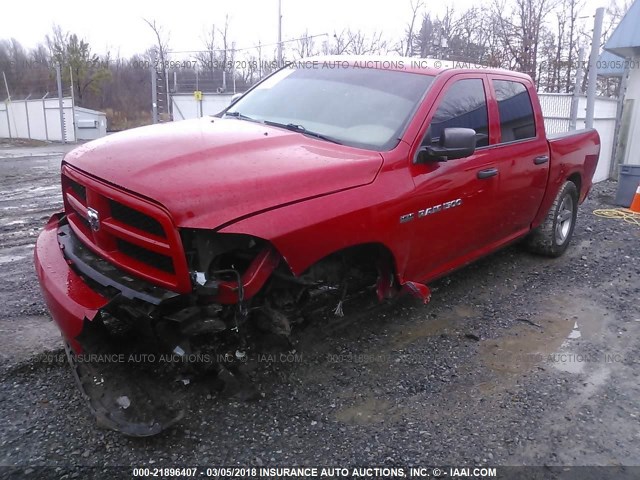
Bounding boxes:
[604,0,640,167]
[74,106,107,141]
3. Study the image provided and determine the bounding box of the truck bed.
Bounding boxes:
[547,128,600,202]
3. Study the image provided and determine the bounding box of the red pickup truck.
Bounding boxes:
[35,57,600,436]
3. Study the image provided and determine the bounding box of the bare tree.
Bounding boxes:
[492,0,557,82]
[195,25,216,72]
[143,18,171,117]
[564,0,584,91]
[345,30,388,55]
[143,18,170,70]
[537,25,558,90]
[217,15,231,73]
[0,39,31,97]
[404,0,425,56]
[292,30,317,59]
[323,31,353,55]
[605,0,632,33]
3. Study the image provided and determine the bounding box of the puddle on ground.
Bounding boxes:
[579,367,611,397]
[334,397,404,425]
[392,304,479,349]
[479,316,573,375]
[0,254,27,265]
[0,219,27,227]
[479,295,611,384]
[0,316,61,365]
[551,298,612,375]
[567,322,582,339]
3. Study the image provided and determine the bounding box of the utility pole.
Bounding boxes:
[570,46,585,130]
[69,66,77,142]
[2,71,11,103]
[165,67,171,121]
[151,51,158,124]
[56,63,66,143]
[2,71,13,139]
[586,7,604,130]
[232,41,237,94]
[277,0,283,68]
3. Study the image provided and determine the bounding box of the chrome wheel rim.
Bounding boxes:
[555,195,574,244]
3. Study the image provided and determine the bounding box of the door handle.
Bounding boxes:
[477,168,498,179]
[534,155,549,165]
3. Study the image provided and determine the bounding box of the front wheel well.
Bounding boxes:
[260,242,399,315]
[268,242,398,295]
[299,242,397,279]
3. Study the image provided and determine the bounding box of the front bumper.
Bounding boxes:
[34,213,110,352]
[35,213,281,354]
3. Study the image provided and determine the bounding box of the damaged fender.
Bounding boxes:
[34,213,109,352]
[214,247,281,304]
[35,214,184,437]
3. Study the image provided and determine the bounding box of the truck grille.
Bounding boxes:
[61,165,191,293]
[116,239,175,274]
[110,200,166,238]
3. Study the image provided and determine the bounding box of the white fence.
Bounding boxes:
[171,93,236,121]
[0,97,76,142]
[538,93,617,182]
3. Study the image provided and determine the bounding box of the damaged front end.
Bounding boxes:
[48,221,282,437]
[37,213,429,437]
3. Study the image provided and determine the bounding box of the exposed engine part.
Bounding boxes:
[376,257,396,301]
[193,270,219,296]
[333,281,349,317]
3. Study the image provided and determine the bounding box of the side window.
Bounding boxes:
[493,80,536,142]
[423,78,489,148]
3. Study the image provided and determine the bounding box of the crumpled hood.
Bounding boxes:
[64,117,383,229]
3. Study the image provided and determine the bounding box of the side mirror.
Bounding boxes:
[230,93,243,105]
[416,127,477,163]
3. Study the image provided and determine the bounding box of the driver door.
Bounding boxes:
[405,74,501,281]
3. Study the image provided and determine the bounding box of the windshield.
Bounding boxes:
[224,66,435,151]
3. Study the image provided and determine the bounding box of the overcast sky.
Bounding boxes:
[1,0,611,59]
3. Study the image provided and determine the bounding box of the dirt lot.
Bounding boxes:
[0,145,639,475]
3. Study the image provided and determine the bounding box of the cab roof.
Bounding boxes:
[291,55,532,81]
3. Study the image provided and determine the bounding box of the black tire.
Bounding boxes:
[524,181,579,257]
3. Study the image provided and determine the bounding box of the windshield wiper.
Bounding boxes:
[262,121,343,145]
[224,111,259,123]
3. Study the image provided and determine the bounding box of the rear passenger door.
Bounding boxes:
[487,76,550,236]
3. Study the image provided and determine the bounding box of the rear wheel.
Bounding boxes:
[524,181,578,257]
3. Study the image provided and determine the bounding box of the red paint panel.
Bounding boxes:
[533,129,601,227]
[64,118,384,230]
[215,247,281,304]
[34,214,109,352]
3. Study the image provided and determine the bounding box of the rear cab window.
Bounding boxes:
[492,80,536,143]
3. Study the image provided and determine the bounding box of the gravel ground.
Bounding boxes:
[0,147,639,476]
